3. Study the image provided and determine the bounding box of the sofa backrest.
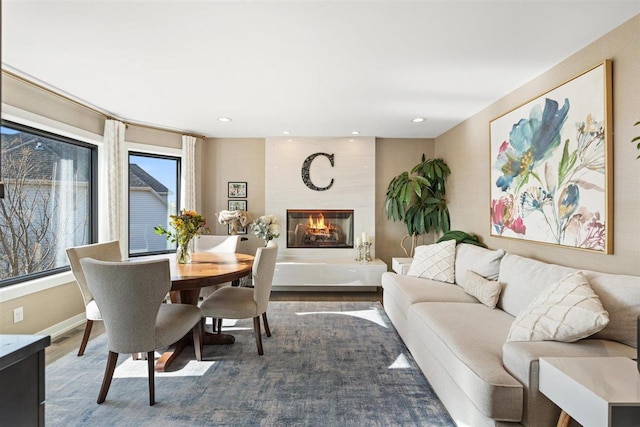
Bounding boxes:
[499,253,640,348]
[498,254,576,317]
[454,244,505,287]
[582,270,640,347]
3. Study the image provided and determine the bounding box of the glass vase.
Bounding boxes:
[176,239,193,264]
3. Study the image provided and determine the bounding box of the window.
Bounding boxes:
[0,120,97,287]
[128,152,180,256]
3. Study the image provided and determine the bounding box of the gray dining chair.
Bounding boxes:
[199,241,278,355]
[66,241,123,356]
[195,235,242,332]
[81,257,203,406]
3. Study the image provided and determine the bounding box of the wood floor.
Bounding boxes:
[45,289,383,366]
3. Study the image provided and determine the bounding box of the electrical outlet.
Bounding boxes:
[13,307,24,323]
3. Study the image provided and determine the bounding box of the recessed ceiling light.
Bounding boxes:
[282,131,291,135]
[351,131,360,135]
[217,117,232,122]
[412,117,426,123]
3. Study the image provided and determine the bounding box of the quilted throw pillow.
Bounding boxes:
[507,271,609,342]
[463,270,502,309]
[406,240,456,283]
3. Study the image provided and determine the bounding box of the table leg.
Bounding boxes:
[557,410,571,427]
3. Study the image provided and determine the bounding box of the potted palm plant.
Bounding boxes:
[385,155,451,257]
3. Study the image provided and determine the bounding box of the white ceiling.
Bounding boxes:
[2,1,639,139]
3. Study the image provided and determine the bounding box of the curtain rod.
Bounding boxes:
[2,68,206,140]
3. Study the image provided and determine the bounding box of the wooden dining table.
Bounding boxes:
[135,251,254,371]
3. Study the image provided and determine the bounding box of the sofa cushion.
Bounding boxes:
[498,253,577,317]
[408,302,523,421]
[381,272,477,315]
[582,270,640,347]
[406,240,456,283]
[507,272,609,342]
[463,270,502,309]
[454,244,505,287]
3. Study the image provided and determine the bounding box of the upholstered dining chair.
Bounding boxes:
[80,257,203,406]
[195,235,242,332]
[199,241,278,355]
[66,241,123,356]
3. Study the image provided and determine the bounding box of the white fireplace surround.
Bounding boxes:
[265,137,381,289]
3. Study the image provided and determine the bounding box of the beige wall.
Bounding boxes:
[435,15,640,276]
[201,138,266,257]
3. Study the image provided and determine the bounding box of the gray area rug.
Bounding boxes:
[46,301,454,426]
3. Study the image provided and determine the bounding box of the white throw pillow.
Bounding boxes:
[507,272,609,342]
[464,270,502,309]
[406,240,456,283]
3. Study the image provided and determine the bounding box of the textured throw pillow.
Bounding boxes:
[406,240,456,283]
[469,249,505,280]
[507,272,609,342]
[463,270,502,309]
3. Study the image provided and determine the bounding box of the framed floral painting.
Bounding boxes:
[489,60,612,253]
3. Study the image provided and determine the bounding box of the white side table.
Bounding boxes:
[391,257,413,275]
[539,357,640,427]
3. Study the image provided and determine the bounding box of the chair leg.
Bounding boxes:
[97,351,118,404]
[193,321,203,362]
[78,319,94,356]
[147,351,155,406]
[262,312,271,337]
[217,318,223,334]
[253,316,264,355]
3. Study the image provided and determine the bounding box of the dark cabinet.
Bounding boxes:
[0,335,51,427]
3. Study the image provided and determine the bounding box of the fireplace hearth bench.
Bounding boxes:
[382,243,639,426]
[272,257,387,291]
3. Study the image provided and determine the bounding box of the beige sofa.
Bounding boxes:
[382,243,639,426]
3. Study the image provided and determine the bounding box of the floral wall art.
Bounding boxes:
[490,61,612,253]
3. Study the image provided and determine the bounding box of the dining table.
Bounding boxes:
[135,251,254,371]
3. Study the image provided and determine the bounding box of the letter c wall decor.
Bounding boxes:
[301,152,335,191]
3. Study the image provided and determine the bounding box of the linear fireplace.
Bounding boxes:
[286,209,354,248]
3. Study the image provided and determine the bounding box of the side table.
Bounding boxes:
[391,257,413,275]
[539,356,640,427]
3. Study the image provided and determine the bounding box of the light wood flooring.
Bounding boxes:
[46,289,383,366]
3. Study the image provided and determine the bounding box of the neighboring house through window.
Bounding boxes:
[128,152,180,256]
[0,120,97,287]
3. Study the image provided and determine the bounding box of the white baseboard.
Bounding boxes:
[37,314,86,341]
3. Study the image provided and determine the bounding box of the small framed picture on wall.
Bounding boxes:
[228,200,247,211]
[230,225,248,235]
[228,181,247,198]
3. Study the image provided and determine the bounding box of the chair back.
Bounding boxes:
[195,235,241,253]
[80,258,171,354]
[66,241,122,306]
[252,241,278,314]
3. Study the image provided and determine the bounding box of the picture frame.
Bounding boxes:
[228,181,247,198]
[489,60,612,253]
[228,199,247,212]
[230,225,248,235]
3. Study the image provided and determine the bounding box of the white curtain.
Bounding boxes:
[181,135,196,211]
[102,119,126,242]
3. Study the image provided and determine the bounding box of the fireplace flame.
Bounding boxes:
[308,213,328,230]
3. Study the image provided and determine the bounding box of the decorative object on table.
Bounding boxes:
[154,209,208,264]
[228,181,247,198]
[436,230,487,248]
[490,60,612,253]
[355,232,372,263]
[385,155,451,257]
[249,214,280,245]
[217,209,252,235]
